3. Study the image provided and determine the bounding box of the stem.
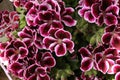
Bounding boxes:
[0,60,12,80]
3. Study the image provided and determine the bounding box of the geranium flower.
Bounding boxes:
[95,48,118,74]
[0,11,19,36]
[18,26,43,49]
[43,29,74,57]
[4,39,28,61]
[35,51,56,68]
[78,47,95,72]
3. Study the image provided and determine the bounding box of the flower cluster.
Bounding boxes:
[0,11,19,36]
[77,0,119,26]
[78,0,120,80]
[0,0,76,80]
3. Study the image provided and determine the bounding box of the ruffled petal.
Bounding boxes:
[110,34,120,50]
[63,39,74,53]
[97,59,109,74]
[78,47,91,58]
[43,57,56,67]
[9,62,22,72]
[102,32,112,44]
[91,3,100,18]
[106,5,119,15]
[84,11,96,23]
[43,37,56,49]
[51,20,63,29]
[39,23,51,37]
[62,15,77,27]
[19,47,28,58]
[115,72,120,80]
[80,57,93,72]
[112,64,120,73]
[78,7,89,17]
[104,13,118,26]
[55,43,67,57]
[55,29,71,39]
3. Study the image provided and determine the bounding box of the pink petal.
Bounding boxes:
[78,7,89,17]
[43,37,56,49]
[115,72,120,80]
[55,43,67,57]
[105,25,116,32]
[106,5,119,15]
[84,11,96,23]
[80,57,93,72]
[110,34,120,50]
[51,20,63,29]
[91,3,100,18]
[55,29,71,39]
[107,59,115,74]
[63,39,74,53]
[43,56,56,67]
[96,14,104,26]
[19,47,28,58]
[62,15,77,27]
[39,23,51,37]
[78,47,91,58]
[102,32,112,44]
[112,64,120,73]
[104,13,118,26]
[98,59,109,74]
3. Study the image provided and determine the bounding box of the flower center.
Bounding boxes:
[57,39,62,44]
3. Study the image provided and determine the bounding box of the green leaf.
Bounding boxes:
[19,13,26,29]
[90,28,104,45]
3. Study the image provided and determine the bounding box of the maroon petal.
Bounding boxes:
[95,53,103,63]
[38,11,52,20]
[22,38,33,48]
[80,57,93,72]
[115,72,120,80]
[25,2,34,10]
[43,57,56,67]
[100,0,113,11]
[39,23,51,37]
[64,7,74,15]
[18,31,32,38]
[5,48,15,58]
[84,0,97,7]
[13,40,26,49]
[105,25,116,32]
[9,62,22,72]
[107,59,115,74]
[62,15,77,27]
[55,43,67,57]
[36,67,46,77]
[49,42,57,51]
[63,39,74,53]
[106,5,119,15]
[78,47,91,58]
[84,11,96,23]
[51,20,63,29]
[19,47,28,58]
[110,34,120,50]
[91,3,100,18]
[112,64,120,73]
[78,7,89,17]
[43,37,56,49]
[55,29,71,39]
[102,32,112,44]
[104,13,118,26]
[96,14,104,26]
[27,74,37,80]
[40,75,50,80]
[98,59,109,74]
[104,48,118,57]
